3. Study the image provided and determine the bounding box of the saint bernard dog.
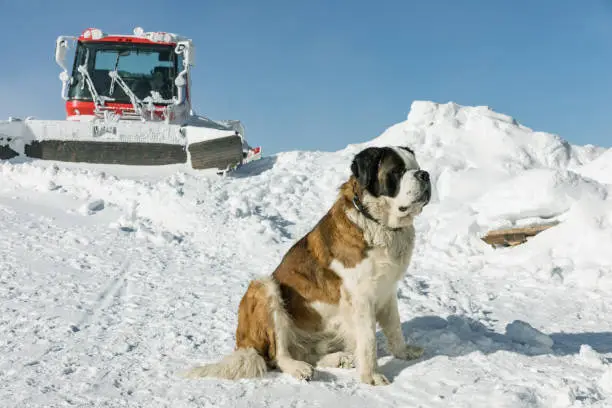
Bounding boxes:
[185,145,431,385]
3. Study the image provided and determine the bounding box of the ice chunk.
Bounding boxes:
[505,320,554,348]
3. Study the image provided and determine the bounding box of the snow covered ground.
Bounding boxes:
[1,101,611,407]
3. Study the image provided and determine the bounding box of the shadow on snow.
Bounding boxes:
[376,315,612,382]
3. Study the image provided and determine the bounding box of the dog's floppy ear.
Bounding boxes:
[398,146,415,156]
[351,147,384,195]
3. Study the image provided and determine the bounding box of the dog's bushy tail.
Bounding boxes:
[182,347,267,380]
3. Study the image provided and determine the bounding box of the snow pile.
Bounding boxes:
[576,148,612,185]
[469,168,607,226]
[1,101,611,407]
[362,101,607,225]
[367,101,603,172]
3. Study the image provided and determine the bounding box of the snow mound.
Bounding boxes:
[348,101,610,235]
[575,148,612,185]
[470,168,607,227]
[367,101,603,174]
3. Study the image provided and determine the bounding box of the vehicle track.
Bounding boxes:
[74,256,132,332]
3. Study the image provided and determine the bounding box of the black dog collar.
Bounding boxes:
[352,194,401,231]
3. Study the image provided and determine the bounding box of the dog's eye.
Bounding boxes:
[384,171,403,197]
[399,206,409,212]
[390,169,404,183]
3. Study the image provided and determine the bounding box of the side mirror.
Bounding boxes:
[55,37,70,72]
[55,36,74,101]
[174,40,194,106]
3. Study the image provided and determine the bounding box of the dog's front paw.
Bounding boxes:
[392,344,424,360]
[360,372,390,386]
[279,359,314,381]
[290,361,314,381]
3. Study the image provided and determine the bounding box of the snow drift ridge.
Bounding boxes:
[365,100,604,174]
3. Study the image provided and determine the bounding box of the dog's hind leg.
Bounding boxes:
[184,279,274,380]
[260,277,314,381]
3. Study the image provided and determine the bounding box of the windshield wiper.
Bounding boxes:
[109,53,121,96]
[108,71,144,119]
[76,48,113,112]
[78,65,113,109]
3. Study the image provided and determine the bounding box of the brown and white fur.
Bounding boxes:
[184,145,431,385]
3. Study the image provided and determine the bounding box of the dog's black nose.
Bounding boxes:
[414,170,429,182]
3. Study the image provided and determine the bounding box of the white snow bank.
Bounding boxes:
[1,100,611,407]
[575,148,612,185]
[351,101,610,233]
[470,168,608,227]
[367,101,604,174]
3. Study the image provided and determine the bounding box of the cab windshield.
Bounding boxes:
[68,41,180,104]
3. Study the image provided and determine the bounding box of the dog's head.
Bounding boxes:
[350,146,431,229]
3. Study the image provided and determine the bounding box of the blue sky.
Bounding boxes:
[0,0,610,154]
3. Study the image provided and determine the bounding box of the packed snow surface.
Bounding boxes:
[1,101,611,407]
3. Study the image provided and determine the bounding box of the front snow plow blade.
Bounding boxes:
[188,136,243,170]
[0,117,256,171]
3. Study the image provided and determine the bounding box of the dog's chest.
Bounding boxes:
[336,246,411,302]
[303,224,415,338]
[337,227,414,298]
[313,234,413,331]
